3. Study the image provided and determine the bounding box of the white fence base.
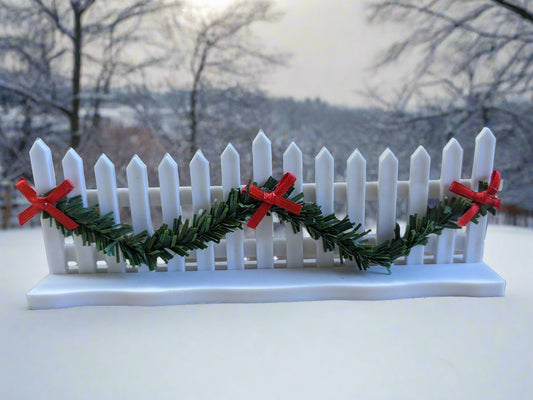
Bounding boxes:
[27,263,505,309]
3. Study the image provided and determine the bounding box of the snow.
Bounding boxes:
[1,225,532,399]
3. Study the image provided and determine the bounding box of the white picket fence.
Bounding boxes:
[29,128,497,275]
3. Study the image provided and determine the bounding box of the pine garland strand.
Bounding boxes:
[44,178,497,272]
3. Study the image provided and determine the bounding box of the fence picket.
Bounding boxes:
[126,155,152,272]
[346,149,366,269]
[377,148,398,245]
[252,130,274,269]
[94,154,125,272]
[158,154,185,272]
[29,139,67,274]
[221,144,244,270]
[406,146,430,265]
[465,128,496,262]
[283,142,304,268]
[190,150,215,271]
[436,139,463,264]
[347,149,366,230]
[315,147,334,267]
[62,149,97,273]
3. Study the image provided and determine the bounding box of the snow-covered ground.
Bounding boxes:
[0,225,532,399]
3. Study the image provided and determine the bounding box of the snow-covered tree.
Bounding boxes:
[162,0,288,160]
[368,0,533,205]
[0,0,180,150]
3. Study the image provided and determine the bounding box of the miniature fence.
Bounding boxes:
[30,128,496,275]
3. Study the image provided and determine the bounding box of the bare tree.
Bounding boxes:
[368,0,533,203]
[0,0,181,149]
[0,8,60,180]
[369,1,533,108]
[164,0,287,159]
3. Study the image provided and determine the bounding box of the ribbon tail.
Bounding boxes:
[247,203,272,229]
[487,170,501,196]
[274,172,296,195]
[46,179,75,203]
[18,205,41,226]
[273,196,302,215]
[43,204,79,230]
[457,204,480,227]
[16,177,38,200]
[449,181,476,199]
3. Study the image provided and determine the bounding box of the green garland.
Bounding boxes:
[43,177,498,273]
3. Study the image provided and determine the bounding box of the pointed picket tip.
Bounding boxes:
[347,148,366,165]
[95,153,115,171]
[62,148,83,168]
[158,153,177,172]
[440,137,463,182]
[411,145,430,162]
[443,137,463,154]
[410,146,430,185]
[221,143,239,161]
[221,143,240,189]
[252,130,271,147]
[316,146,333,162]
[379,147,398,164]
[190,149,209,166]
[284,141,302,158]
[62,148,86,200]
[127,154,147,172]
[30,137,49,150]
[472,127,496,179]
[29,138,56,192]
[476,127,496,144]
[29,138,52,159]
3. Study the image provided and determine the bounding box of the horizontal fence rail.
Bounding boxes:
[29,128,497,275]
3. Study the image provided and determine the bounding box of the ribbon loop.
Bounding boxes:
[243,172,303,229]
[449,170,501,227]
[16,177,79,230]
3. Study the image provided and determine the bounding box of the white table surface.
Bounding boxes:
[1,226,532,400]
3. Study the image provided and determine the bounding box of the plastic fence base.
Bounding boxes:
[26,263,505,309]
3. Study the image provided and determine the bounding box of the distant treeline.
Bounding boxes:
[1,88,531,212]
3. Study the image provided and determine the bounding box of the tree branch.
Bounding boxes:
[31,0,74,40]
[0,80,71,116]
[490,0,533,23]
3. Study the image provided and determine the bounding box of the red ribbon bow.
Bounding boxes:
[449,170,501,227]
[243,172,303,229]
[16,177,79,230]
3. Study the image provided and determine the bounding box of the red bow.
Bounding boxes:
[243,172,303,229]
[449,170,501,227]
[16,177,79,230]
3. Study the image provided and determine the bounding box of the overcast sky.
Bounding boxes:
[181,0,409,107]
[250,0,403,107]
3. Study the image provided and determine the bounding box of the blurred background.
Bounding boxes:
[0,0,532,228]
